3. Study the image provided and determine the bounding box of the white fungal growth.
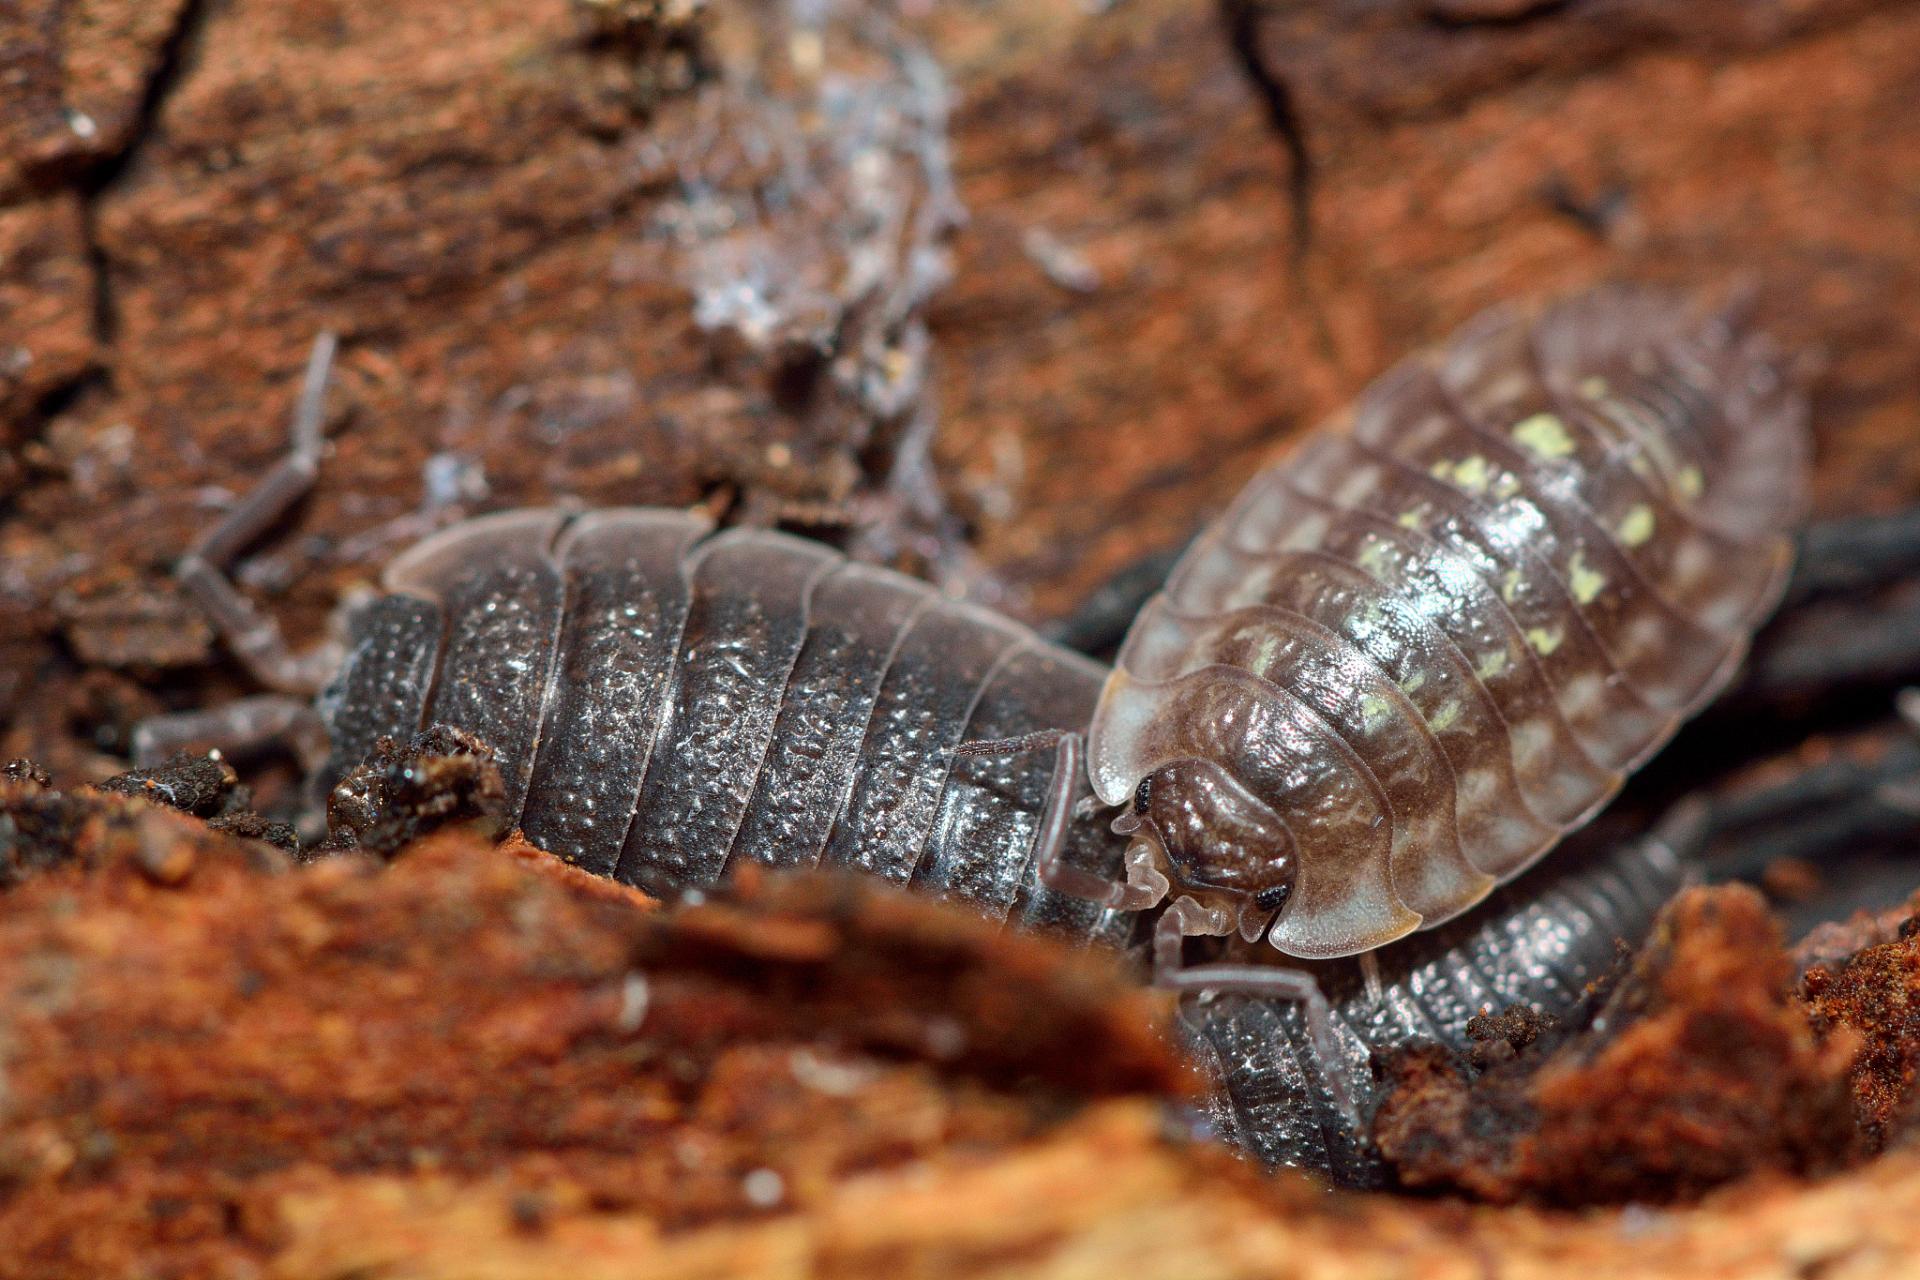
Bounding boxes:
[648,0,974,578]
[616,971,651,1033]
[658,0,961,406]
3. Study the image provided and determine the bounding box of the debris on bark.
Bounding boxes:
[91,749,239,816]
[320,724,508,857]
[1803,908,1920,1149]
[0,822,1187,1278]
[1,763,287,890]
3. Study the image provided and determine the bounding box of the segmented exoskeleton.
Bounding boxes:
[320,508,1135,947]
[1087,287,1807,966]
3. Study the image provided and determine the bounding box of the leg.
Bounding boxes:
[174,332,343,694]
[1789,508,1920,604]
[1152,896,1360,1129]
[1358,950,1386,1006]
[133,697,333,841]
[132,696,330,773]
[954,729,1168,911]
[1877,688,1920,814]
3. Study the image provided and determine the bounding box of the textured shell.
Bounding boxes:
[1088,287,1809,959]
[318,507,1131,943]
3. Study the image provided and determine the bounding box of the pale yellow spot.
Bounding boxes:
[1578,376,1610,400]
[1676,465,1705,499]
[1358,692,1394,730]
[1567,550,1607,605]
[1356,536,1394,576]
[1397,509,1424,531]
[1399,670,1425,695]
[1428,700,1462,732]
[1617,504,1656,548]
[1490,472,1522,500]
[1475,649,1509,681]
[1251,632,1284,678]
[1432,454,1502,496]
[1512,412,1575,460]
[1500,567,1525,604]
[1451,455,1493,495]
[1526,626,1564,656]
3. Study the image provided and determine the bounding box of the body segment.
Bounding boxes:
[1188,814,1693,1182]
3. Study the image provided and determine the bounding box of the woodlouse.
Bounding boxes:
[315,505,1134,947]
[141,284,1809,1170]
[1087,286,1807,964]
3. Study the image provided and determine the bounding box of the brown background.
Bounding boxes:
[4,2,1920,1274]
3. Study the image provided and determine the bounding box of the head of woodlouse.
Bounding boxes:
[1114,757,1297,932]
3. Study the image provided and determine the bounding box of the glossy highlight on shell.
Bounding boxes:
[1088,287,1810,959]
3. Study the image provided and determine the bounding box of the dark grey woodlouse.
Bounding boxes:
[315,506,1134,946]
[132,340,1129,952]
[142,284,1809,1177]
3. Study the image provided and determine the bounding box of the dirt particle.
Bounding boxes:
[1465,1004,1560,1069]
[205,809,300,854]
[320,725,508,858]
[2,759,52,788]
[93,753,242,818]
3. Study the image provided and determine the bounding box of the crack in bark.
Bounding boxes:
[74,0,213,348]
[3,1,210,456]
[1423,0,1577,32]
[1217,0,1314,265]
[1214,0,1344,376]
